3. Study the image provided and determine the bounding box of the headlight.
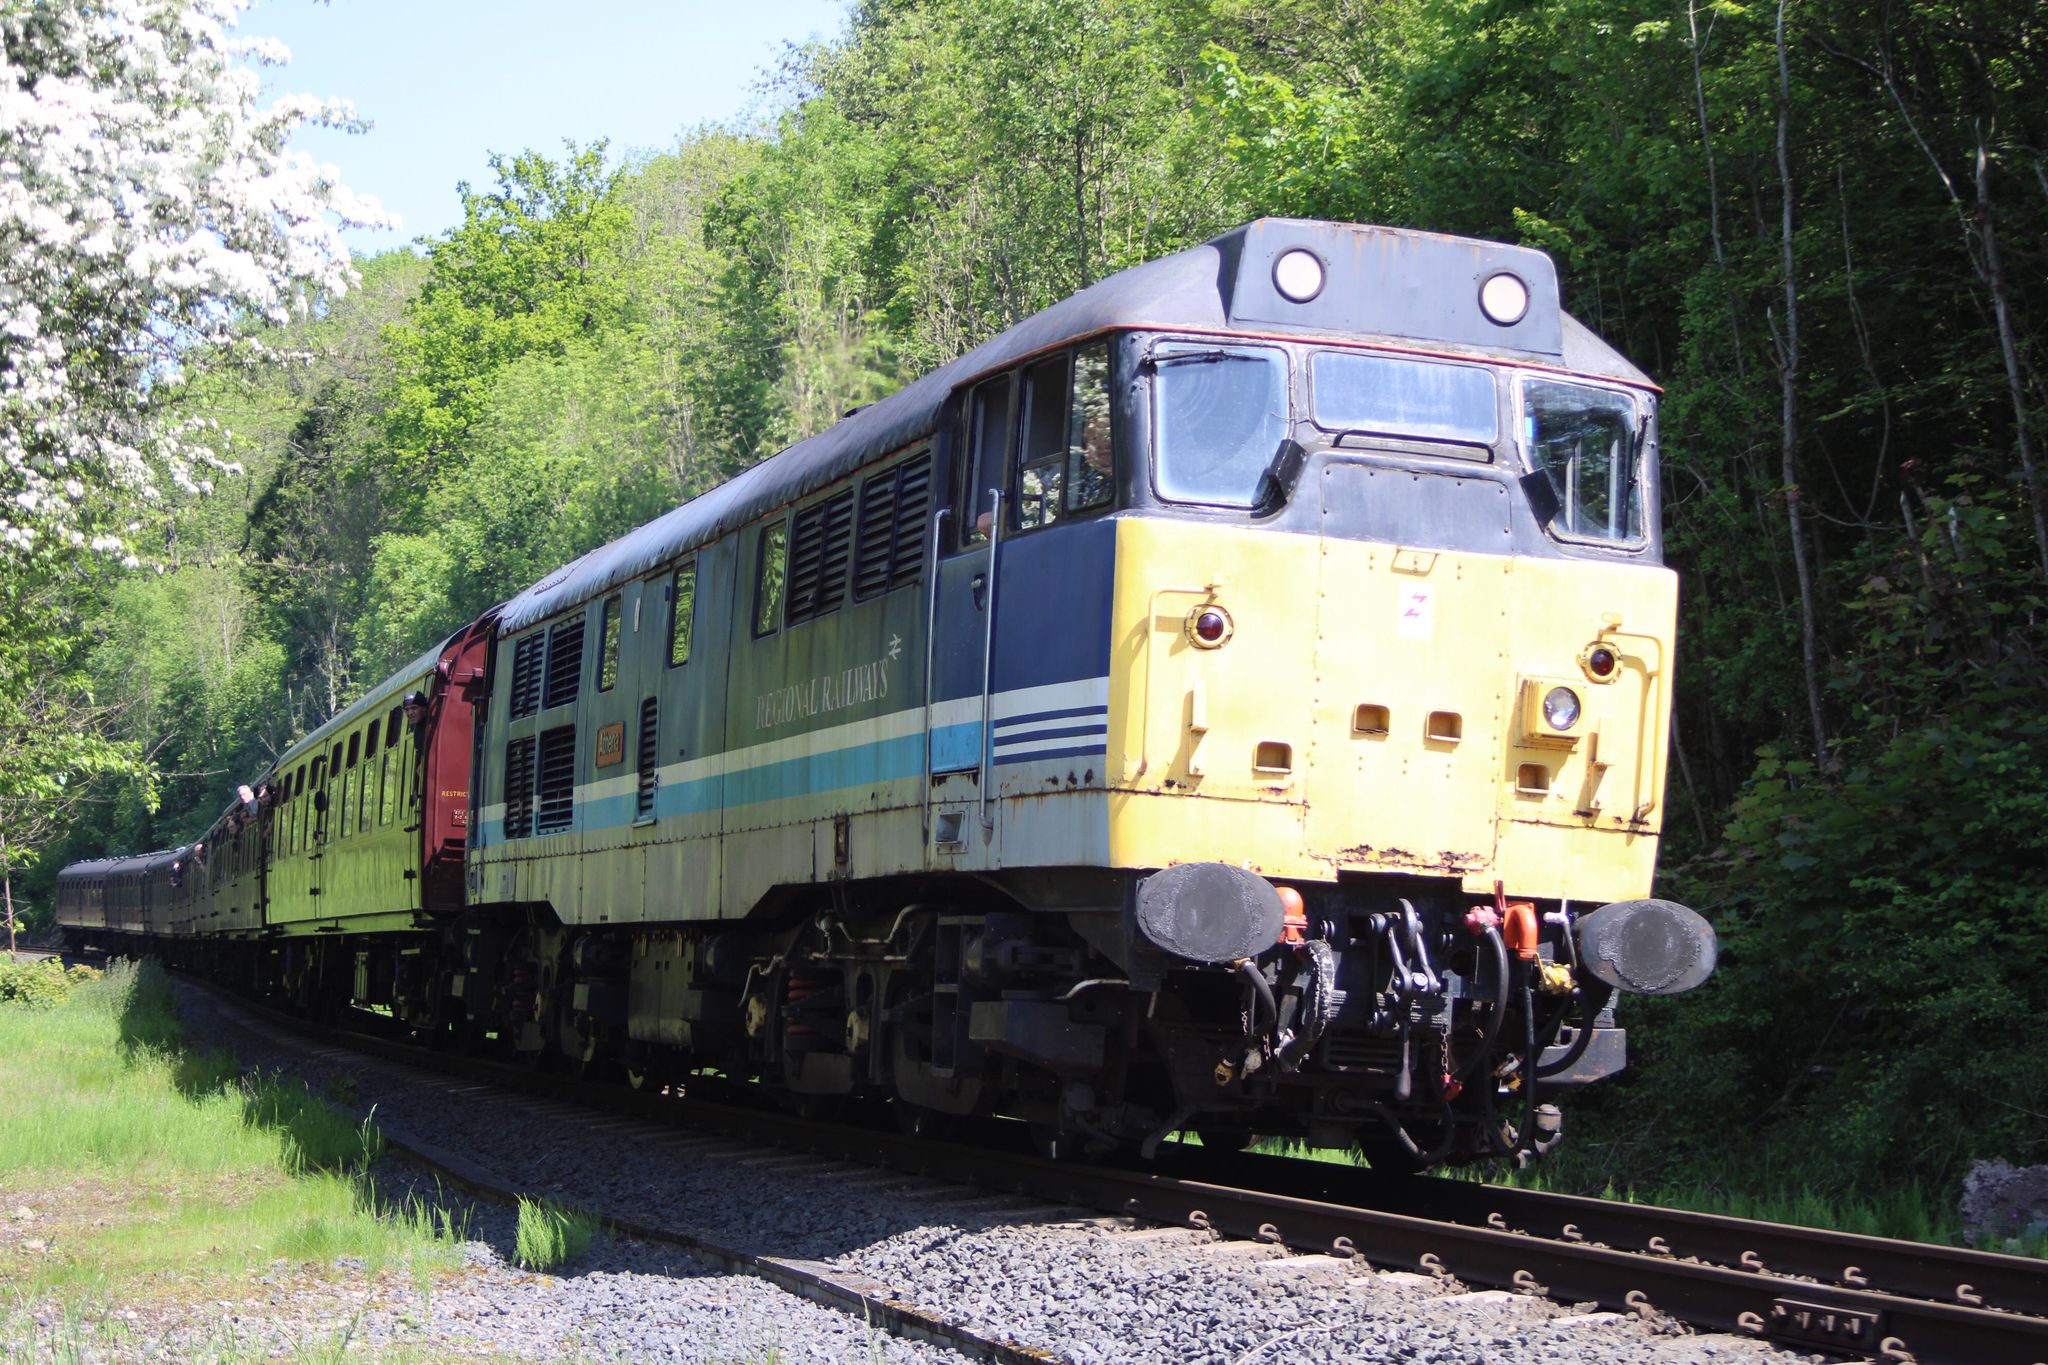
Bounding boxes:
[1272,249,1325,304]
[1542,686,1581,731]
[1479,271,1530,325]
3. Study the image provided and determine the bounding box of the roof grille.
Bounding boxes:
[786,490,855,625]
[855,451,931,599]
[509,635,544,719]
[543,619,584,710]
[636,697,659,820]
[535,725,577,834]
[503,736,536,839]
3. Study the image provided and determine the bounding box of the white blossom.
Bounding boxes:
[0,0,394,564]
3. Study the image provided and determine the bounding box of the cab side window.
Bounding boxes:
[753,521,788,637]
[961,375,1013,544]
[1067,342,1114,512]
[598,596,622,691]
[668,562,696,666]
[1015,356,1069,530]
[1000,344,1116,536]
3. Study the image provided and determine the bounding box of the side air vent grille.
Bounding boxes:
[543,619,584,710]
[509,635,544,718]
[535,725,577,834]
[786,490,855,624]
[854,452,932,599]
[635,697,659,820]
[503,736,536,839]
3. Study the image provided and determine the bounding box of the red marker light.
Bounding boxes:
[1587,645,1618,679]
[1185,603,1234,648]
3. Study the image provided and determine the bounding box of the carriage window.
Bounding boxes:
[753,521,787,637]
[1311,352,1496,448]
[360,741,376,833]
[668,563,696,666]
[1522,380,1643,544]
[962,374,1012,544]
[1067,343,1114,512]
[386,708,401,749]
[1151,342,1289,508]
[598,596,622,691]
[342,735,360,839]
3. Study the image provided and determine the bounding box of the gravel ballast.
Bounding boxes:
[170,982,1824,1364]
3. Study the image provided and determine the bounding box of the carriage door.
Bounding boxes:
[925,374,1013,858]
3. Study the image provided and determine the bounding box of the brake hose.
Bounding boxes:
[1456,925,1511,1084]
[1537,980,1613,1078]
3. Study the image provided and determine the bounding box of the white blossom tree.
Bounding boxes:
[1,0,390,562]
[0,0,387,931]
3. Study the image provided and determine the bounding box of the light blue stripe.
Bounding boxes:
[479,720,987,847]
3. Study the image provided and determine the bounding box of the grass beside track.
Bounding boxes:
[0,959,472,1361]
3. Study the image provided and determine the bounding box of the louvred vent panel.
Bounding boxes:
[509,635,544,719]
[535,725,576,833]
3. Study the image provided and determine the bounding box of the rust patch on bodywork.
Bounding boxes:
[1336,844,1487,873]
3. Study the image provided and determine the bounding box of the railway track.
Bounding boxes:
[192,977,2048,1365]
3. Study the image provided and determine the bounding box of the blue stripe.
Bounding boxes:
[481,722,978,846]
[995,703,1108,732]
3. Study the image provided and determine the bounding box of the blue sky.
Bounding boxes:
[249,0,851,255]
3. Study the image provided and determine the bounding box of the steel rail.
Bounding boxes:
[1196,1149,2048,1324]
[200,983,2048,1365]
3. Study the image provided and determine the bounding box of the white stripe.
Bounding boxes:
[493,676,1115,813]
[932,676,1110,730]
[583,772,638,802]
[653,705,930,788]
[994,713,1108,744]
[993,732,1109,759]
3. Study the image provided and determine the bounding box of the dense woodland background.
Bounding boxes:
[11,0,2048,1205]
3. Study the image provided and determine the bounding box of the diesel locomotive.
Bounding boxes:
[58,219,1716,1169]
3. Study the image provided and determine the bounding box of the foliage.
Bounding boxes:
[0,0,378,900]
[512,1197,598,1272]
[0,958,96,1008]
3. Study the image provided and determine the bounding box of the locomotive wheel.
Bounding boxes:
[1355,1135,1431,1177]
[555,1006,618,1083]
[1193,1127,1256,1152]
[1029,1122,1083,1162]
[892,1100,956,1141]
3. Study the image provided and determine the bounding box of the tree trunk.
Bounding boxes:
[3,831,15,960]
[1775,0,1829,763]
[1973,142,2048,581]
[1687,0,1746,384]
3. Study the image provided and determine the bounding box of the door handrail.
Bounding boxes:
[921,505,951,843]
[979,488,1003,832]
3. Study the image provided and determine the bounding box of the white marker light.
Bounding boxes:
[1273,249,1325,304]
[1542,686,1582,731]
[1479,271,1530,326]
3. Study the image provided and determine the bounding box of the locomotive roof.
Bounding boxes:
[495,218,1653,634]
